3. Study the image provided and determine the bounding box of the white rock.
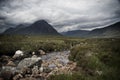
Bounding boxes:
[39,67,44,73]
[17,56,42,69]
[13,50,24,59]
[32,52,35,55]
[31,55,38,58]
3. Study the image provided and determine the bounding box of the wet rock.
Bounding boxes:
[48,63,56,70]
[32,66,39,77]
[17,56,42,69]
[43,67,51,73]
[32,55,38,58]
[13,73,23,80]
[32,52,35,55]
[67,61,77,70]
[6,61,16,67]
[2,66,16,74]
[39,67,44,73]
[13,50,24,59]
[38,50,46,55]
[40,73,48,79]
[0,51,71,80]
[20,67,31,76]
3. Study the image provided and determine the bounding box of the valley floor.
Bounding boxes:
[0,35,120,80]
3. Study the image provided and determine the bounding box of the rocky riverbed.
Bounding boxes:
[0,50,76,80]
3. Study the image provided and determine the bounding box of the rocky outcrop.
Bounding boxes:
[46,61,76,77]
[17,55,42,69]
[13,50,24,59]
[0,50,76,80]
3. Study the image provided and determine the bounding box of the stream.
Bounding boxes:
[0,50,73,80]
[41,51,70,69]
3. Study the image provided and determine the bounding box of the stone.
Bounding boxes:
[39,67,44,73]
[31,55,38,58]
[13,74,23,80]
[2,66,16,74]
[13,50,24,59]
[48,63,56,70]
[43,67,51,73]
[6,61,16,67]
[39,50,46,55]
[32,66,39,77]
[17,56,42,69]
[32,52,35,55]
[20,67,30,75]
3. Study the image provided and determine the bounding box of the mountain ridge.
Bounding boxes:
[3,20,61,36]
[61,22,120,38]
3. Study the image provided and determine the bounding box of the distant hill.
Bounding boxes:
[88,22,120,38]
[61,30,90,37]
[61,22,120,38]
[3,20,60,36]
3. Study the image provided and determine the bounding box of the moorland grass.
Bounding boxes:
[0,35,120,80]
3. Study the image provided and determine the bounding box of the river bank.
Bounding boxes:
[0,50,76,80]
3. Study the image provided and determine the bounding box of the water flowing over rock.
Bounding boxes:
[0,50,77,80]
[17,55,42,69]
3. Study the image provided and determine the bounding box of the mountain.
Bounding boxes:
[4,24,27,34]
[61,30,90,37]
[61,22,120,38]
[88,22,120,38]
[3,20,60,36]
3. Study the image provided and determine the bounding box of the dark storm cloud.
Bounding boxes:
[0,0,120,32]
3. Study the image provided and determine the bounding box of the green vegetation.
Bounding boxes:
[48,38,120,80]
[68,38,120,80]
[0,35,82,55]
[0,35,120,80]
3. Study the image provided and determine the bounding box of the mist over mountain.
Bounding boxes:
[88,22,120,37]
[2,20,120,38]
[3,20,60,36]
[61,22,120,38]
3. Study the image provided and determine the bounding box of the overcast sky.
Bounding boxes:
[0,0,120,33]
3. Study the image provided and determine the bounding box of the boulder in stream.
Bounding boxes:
[17,55,42,69]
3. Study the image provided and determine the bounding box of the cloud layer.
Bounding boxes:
[0,0,120,32]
